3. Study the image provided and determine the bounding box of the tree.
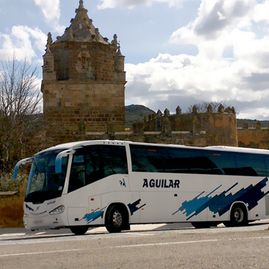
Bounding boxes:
[187,102,227,113]
[0,58,42,171]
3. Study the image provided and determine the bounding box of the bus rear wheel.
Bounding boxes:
[70,226,88,235]
[227,204,248,227]
[105,204,128,233]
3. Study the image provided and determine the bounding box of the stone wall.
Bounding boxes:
[43,81,125,145]
[139,105,238,146]
[238,123,269,149]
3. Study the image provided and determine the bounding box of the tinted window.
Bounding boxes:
[68,145,127,192]
[206,151,236,175]
[235,153,266,176]
[130,144,269,177]
[264,156,269,175]
[130,145,221,174]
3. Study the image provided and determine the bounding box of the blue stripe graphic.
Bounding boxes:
[174,177,269,220]
[82,208,105,223]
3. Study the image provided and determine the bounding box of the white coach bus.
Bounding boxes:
[13,140,269,235]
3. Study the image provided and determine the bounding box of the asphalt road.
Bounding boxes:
[1,222,269,269]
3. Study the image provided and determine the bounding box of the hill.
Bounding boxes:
[125,104,155,128]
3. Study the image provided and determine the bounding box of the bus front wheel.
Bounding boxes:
[105,204,128,233]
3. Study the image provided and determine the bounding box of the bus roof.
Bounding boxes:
[35,140,269,156]
[205,145,269,154]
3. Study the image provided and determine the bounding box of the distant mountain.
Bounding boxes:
[125,104,155,128]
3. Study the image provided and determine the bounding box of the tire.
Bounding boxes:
[105,205,128,233]
[229,204,248,227]
[70,226,88,235]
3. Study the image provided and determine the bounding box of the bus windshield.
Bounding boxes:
[25,150,68,204]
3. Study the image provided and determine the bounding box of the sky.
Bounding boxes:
[1,0,269,119]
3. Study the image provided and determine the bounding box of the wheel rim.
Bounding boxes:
[233,207,244,223]
[112,210,123,227]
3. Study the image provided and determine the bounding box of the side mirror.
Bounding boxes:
[12,157,32,180]
[55,149,75,174]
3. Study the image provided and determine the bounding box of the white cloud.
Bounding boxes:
[170,0,256,49]
[0,26,47,62]
[238,107,269,120]
[33,0,64,33]
[33,0,60,22]
[253,0,269,23]
[126,50,269,118]
[186,0,254,39]
[97,0,184,9]
[125,0,269,119]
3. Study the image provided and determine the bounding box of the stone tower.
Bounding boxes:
[42,0,126,145]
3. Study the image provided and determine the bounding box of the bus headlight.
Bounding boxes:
[49,205,65,215]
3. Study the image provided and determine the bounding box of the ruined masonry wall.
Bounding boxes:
[238,127,269,149]
[141,108,238,147]
[43,81,124,145]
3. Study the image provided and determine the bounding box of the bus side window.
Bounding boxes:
[206,151,269,177]
[264,156,269,177]
[101,145,128,176]
[130,147,157,172]
[169,148,221,174]
[68,155,86,192]
[130,145,222,174]
[207,151,236,176]
[85,149,104,184]
[235,153,266,177]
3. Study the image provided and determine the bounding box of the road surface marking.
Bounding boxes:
[114,236,269,249]
[0,248,84,258]
[114,239,219,248]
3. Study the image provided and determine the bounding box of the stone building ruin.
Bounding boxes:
[42,0,126,145]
